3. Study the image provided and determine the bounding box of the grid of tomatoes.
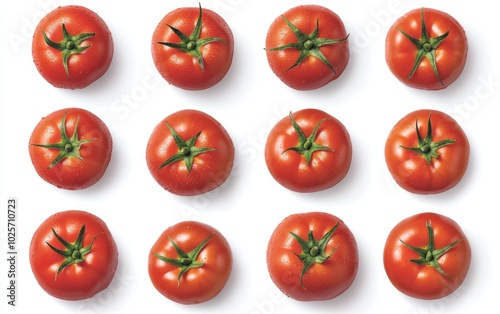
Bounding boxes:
[23,2,475,308]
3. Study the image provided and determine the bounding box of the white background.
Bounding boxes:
[1,0,499,313]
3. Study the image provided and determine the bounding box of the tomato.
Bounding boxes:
[146,109,234,196]
[265,109,352,193]
[385,8,468,90]
[265,5,350,90]
[148,220,232,304]
[29,107,113,190]
[29,210,118,301]
[267,212,358,301]
[151,4,234,90]
[32,5,114,89]
[385,109,469,194]
[384,212,471,299]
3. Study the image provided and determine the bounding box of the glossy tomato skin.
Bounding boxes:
[266,5,350,90]
[385,109,469,194]
[151,6,234,90]
[267,212,358,301]
[29,107,113,190]
[384,212,471,299]
[148,221,232,304]
[146,109,234,196]
[385,8,467,90]
[32,5,114,89]
[29,210,118,301]
[265,109,352,193]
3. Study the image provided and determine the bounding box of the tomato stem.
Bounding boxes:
[156,4,227,71]
[289,222,339,286]
[400,220,463,277]
[42,23,95,78]
[396,8,450,85]
[153,233,214,285]
[399,112,455,164]
[157,120,214,172]
[45,224,101,279]
[282,112,333,166]
[266,16,348,72]
[30,111,97,169]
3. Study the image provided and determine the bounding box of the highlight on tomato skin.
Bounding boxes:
[383,212,471,300]
[29,210,119,301]
[384,109,469,194]
[32,5,114,89]
[385,7,468,90]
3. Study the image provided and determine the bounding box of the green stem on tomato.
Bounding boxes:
[399,112,455,164]
[282,112,333,166]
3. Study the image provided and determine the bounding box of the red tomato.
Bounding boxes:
[146,109,234,196]
[32,5,114,89]
[385,109,469,194]
[151,4,234,90]
[29,210,118,301]
[385,8,467,90]
[384,212,471,299]
[29,107,113,190]
[267,212,358,301]
[265,5,350,90]
[265,109,352,193]
[148,221,232,304]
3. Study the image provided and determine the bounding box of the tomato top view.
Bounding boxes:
[385,109,469,194]
[148,220,232,304]
[265,108,352,193]
[29,210,118,301]
[151,4,234,90]
[32,5,114,89]
[385,8,468,90]
[384,212,471,299]
[265,5,350,90]
[146,109,234,196]
[267,211,358,301]
[29,107,113,190]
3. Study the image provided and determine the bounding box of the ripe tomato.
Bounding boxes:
[267,212,358,301]
[265,5,350,90]
[265,109,352,193]
[29,210,118,301]
[385,109,469,194]
[148,221,232,304]
[146,109,234,196]
[385,8,467,90]
[29,107,113,190]
[32,5,114,89]
[151,4,234,90]
[384,212,471,299]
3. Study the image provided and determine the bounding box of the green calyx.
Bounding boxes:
[400,220,463,276]
[290,222,339,286]
[30,112,96,169]
[282,112,333,166]
[397,8,450,85]
[267,16,349,72]
[153,233,213,285]
[399,113,455,164]
[42,24,95,78]
[157,4,226,71]
[46,224,100,279]
[157,120,214,172]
